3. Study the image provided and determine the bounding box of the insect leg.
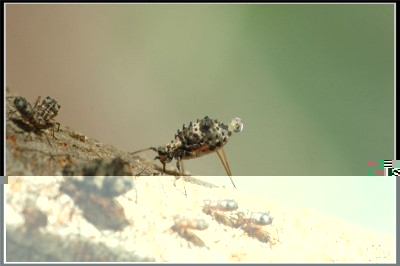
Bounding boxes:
[42,131,54,147]
[216,148,237,188]
[176,160,187,197]
[51,123,60,139]
[33,96,42,109]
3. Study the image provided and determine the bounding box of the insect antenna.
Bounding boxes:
[129,147,157,155]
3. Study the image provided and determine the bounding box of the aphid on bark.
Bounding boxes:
[170,215,209,248]
[202,199,239,213]
[202,199,275,245]
[7,96,61,144]
[131,116,243,191]
[234,210,274,226]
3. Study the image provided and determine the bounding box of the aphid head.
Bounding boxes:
[229,117,243,133]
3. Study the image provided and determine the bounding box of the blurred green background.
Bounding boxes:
[6,4,394,176]
[5,4,395,234]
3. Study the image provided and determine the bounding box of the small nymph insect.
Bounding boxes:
[202,199,275,245]
[7,96,61,143]
[131,116,243,190]
[170,215,209,248]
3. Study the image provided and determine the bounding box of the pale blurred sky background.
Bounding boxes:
[5,4,395,235]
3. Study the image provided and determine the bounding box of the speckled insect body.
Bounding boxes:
[34,96,61,127]
[8,96,61,142]
[12,96,61,130]
[132,116,243,190]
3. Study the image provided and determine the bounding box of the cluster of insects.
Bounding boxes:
[170,215,210,248]
[7,95,61,144]
[202,199,275,245]
[131,116,243,194]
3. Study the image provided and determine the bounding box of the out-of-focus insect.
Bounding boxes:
[170,215,209,248]
[62,157,135,198]
[230,210,274,244]
[60,168,134,231]
[131,116,243,193]
[202,199,239,213]
[7,96,61,144]
[234,210,274,227]
[202,199,275,245]
[202,199,240,228]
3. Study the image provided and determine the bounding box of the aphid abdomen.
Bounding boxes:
[13,97,34,119]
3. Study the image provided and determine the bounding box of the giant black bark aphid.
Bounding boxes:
[131,116,243,192]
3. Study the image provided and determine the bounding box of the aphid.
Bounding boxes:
[241,223,272,244]
[202,199,239,213]
[170,215,209,248]
[231,210,274,245]
[8,96,61,143]
[235,211,274,226]
[172,215,209,231]
[131,116,243,190]
[202,199,241,228]
[202,199,275,245]
[62,157,134,198]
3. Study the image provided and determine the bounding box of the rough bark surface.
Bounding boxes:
[5,91,395,262]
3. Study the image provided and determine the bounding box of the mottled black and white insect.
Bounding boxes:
[170,215,209,248]
[8,96,61,142]
[131,116,243,190]
[62,157,134,198]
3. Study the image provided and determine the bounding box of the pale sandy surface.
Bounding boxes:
[5,176,395,262]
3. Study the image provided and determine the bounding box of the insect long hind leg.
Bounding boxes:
[33,96,42,109]
[216,148,237,189]
[176,160,187,197]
